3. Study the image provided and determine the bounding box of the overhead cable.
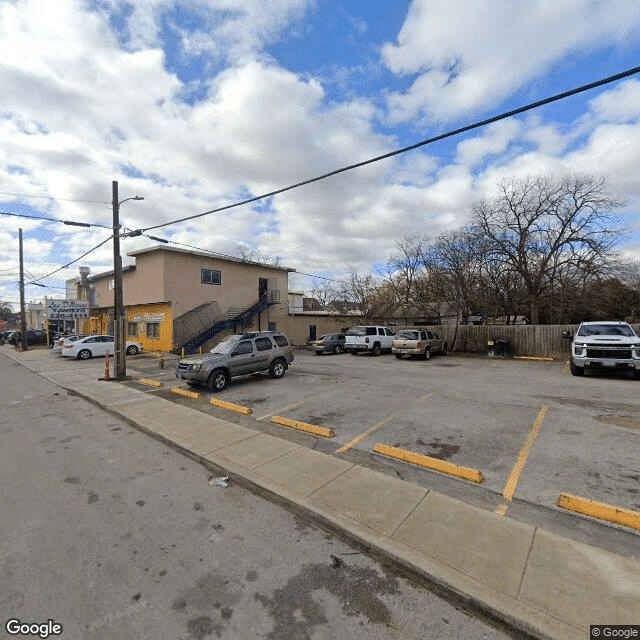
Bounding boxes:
[136,65,640,234]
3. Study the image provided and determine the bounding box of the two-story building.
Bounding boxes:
[79,246,294,353]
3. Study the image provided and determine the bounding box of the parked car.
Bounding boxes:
[175,331,294,392]
[0,329,14,345]
[392,328,448,360]
[7,329,48,347]
[52,334,87,353]
[308,333,346,355]
[563,321,640,378]
[345,325,395,356]
[61,334,143,359]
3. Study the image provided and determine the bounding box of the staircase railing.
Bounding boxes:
[177,291,279,353]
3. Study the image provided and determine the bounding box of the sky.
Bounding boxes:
[2,0,640,309]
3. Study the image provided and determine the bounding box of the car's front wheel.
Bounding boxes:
[269,358,287,379]
[314,350,324,356]
[126,345,138,355]
[569,361,584,376]
[334,345,342,355]
[394,353,402,359]
[423,348,431,360]
[371,343,381,356]
[208,369,229,392]
[77,349,92,360]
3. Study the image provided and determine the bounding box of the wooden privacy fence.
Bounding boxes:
[419,324,640,359]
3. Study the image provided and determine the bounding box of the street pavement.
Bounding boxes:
[3,346,639,640]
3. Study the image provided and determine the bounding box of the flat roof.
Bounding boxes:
[127,244,296,272]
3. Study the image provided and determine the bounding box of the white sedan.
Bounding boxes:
[61,334,143,359]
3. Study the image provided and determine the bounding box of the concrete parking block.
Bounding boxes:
[211,433,300,470]
[310,465,427,537]
[519,528,640,629]
[393,490,535,595]
[254,447,355,496]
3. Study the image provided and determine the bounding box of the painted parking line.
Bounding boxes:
[335,392,436,454]
[557,493,640,531]
[495,404,549,516]
[373,443,484,483]
[255,393,325,421]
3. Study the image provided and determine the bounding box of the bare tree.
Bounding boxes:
[309,279,338,309]
[471,173,624,324]
[380,234,430,323]
[236,242,283,267]
[335,265,380,321]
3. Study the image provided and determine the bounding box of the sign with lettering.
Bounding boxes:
[47,299,90,319]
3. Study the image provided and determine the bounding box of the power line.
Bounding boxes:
[140,235,337,283]
[0,191,109,205]
[0,210,111,229]
[26,236,113,285]
[136,64,640,235]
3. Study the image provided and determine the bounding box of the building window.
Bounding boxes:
[147,322,160,339]
[201,268,221,285]
[127,322,138,336]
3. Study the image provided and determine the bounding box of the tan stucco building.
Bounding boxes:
[81,246,295,353]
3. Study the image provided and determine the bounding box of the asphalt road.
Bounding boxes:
[0,351,515,640]
[123,348,640,559]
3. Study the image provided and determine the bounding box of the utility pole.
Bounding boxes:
[111,181,144,380]
[19,228,27,351]
[112,180,126,379]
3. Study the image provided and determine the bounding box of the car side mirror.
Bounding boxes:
[561,331,573,340]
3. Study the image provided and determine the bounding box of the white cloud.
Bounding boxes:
[1,0,640,307]
[381,0,640,125]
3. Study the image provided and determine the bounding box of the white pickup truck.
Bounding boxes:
[345,325,395,356]
[563,321,640,378]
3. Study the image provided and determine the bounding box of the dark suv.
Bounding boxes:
[175,331,294,392]
[7,329,48,347]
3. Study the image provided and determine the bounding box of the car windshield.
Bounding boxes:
[577,324,636,337]
[396,330,419,340]
[209,339,238,355]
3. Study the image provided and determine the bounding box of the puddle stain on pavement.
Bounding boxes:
[255,558,400,640]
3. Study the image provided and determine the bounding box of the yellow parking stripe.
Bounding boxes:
[334,392,436,454]
[557,493,640,531]
[497,404,549,514]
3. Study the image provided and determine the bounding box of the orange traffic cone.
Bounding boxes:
[104,352,110,380]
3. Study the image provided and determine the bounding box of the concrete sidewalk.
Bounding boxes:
[4,347,640,640]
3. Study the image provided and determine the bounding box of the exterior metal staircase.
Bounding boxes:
[176,291,279,354]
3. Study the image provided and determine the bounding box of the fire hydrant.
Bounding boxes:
[104,352,110,380]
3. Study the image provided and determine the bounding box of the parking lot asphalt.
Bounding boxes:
[127,348,640,549]
[3,344,640,640]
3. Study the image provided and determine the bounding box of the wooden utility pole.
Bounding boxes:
[112,180,126,379]
[19,228,27,351]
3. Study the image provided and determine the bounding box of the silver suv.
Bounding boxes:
[175,331,294,392]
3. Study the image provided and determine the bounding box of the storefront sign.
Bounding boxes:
[47,299,90,319]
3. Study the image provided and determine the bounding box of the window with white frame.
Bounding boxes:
[201,268,221,285]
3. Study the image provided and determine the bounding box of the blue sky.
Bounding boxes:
[2,0,640,308]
